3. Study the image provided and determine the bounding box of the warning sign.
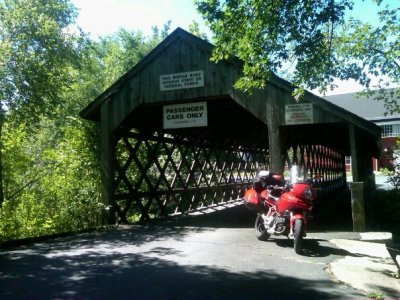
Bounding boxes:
[285,103,314,125]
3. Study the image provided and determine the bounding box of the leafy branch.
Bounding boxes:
[7,161,62,202]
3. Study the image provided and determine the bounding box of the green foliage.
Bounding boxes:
[0,117,103,241]
[188,20,209,41]
[195,0,352,93]
[379,168,391,176]
[335,6,400,113]
[74,24,170,104]
[0,0,86,120]
[387,170,400,189]
[368,139,400,240]
[367,291,384,300]
[0,0,88,206]
[0,0,171,241]
[387,138,400,189]
[195,0,400,108]
[369,189,400,240]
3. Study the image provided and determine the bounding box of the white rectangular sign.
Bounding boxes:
[163,102,208,129]
[160,70,204,91]
[285,103,314,125]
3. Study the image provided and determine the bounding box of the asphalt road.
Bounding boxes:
[0,203,365,300]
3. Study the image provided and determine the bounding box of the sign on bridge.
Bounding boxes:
[163,102,208,129]
[285,103,314,125]
[160,70,204,91]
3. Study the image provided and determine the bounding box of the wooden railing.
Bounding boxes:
[113,128,269,223]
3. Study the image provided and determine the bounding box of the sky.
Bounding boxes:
[70,0,398,95]
[71,0,209,38]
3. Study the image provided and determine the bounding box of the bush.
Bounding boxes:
[387,149,400,189]
[0,119,104,243]
[369,189,400,240]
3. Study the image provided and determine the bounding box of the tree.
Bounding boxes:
[0,20,173,239]
[387,139,400,189]
[195,0,351,92]
[89,26,169,92]
[188,20,209,41]
[0,0,85,118]
[0,0,86,204]
[195,0,400,108]
[335,6,400,114]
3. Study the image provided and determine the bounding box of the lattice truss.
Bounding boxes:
[285,144,346,195]
[113,129,269,223]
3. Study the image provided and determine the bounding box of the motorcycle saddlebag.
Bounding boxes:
[243,189,263,212]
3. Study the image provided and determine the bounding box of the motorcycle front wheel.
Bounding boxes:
[293,219,304,254]
[255,213,271,241]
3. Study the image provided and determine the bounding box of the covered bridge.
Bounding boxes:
[80,28,381,224]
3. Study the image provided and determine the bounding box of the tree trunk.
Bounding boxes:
[0,107,4,206]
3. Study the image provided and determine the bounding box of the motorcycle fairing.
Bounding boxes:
[277,192,310,213]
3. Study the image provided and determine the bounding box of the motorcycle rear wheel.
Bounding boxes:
[293,219,304,254]
[255,213,271,241]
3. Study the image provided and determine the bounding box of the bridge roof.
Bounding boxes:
[80,27,380,158]
[324,92,400,123]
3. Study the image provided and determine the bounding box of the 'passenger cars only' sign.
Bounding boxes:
[163,102,208,129]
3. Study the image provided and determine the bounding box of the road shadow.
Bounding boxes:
[1,196,354,251]
[0,240,363,300]
[156,201,255,229]
[0,201,367,299]
[270,238,353,258]
[0,223,210,254]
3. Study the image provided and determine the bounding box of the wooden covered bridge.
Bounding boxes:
[80,28,381,224]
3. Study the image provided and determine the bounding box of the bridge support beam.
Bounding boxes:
[350,182,366,232]
[101,99,117,225]
[349,124,376,230]
[267,123,284,174]
[267,88,285,174]
[349,124,375,185]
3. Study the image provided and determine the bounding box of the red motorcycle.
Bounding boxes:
[244,167,315,254]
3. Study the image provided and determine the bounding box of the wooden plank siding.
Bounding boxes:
[82,27,380,149]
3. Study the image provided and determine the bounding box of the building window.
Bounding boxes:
[395,124,400,136]
[381,125,393,137]
[380,124,400,137]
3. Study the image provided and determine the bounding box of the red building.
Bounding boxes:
[325,92,400,172]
